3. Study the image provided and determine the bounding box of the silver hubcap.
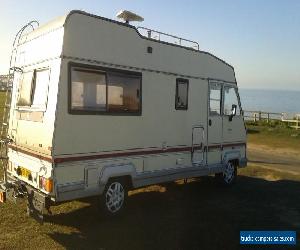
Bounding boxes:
[223,162,235,183]
[105,182,125,213]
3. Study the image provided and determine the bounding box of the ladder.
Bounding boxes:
[0,20,39,187]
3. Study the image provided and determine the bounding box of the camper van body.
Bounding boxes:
[2,11,247,216]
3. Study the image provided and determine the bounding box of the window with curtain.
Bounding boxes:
[70,65,142,114]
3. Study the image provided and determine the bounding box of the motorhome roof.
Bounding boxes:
[19,14,68,43]
[18,10,233,70]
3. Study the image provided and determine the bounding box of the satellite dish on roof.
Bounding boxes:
[116,10,144,24]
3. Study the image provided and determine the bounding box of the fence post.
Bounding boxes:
[267,113,270,123]
[259,111,262,121]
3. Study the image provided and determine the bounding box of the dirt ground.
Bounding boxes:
[248,142,300,175]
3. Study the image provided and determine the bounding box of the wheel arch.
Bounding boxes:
[99,163,136,189]
[223,150,240,166]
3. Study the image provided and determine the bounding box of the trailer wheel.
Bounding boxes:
[216,161,237,186]
[101,178,127,215]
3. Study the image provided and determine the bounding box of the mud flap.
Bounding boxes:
[26,187,50,223]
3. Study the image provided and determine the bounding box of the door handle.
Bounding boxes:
[209,119,212,126]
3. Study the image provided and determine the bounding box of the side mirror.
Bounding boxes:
[229,104,237,121]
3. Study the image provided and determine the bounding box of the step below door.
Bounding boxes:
[192,126,205,165]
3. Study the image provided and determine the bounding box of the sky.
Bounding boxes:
[0,0,299,90]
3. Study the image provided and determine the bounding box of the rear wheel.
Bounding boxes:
[101,179,127,215]
[216,161,237,186]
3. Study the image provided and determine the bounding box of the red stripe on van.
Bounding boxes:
[53,143,245,163]
[53,146,196,163]
[8,143,245,164]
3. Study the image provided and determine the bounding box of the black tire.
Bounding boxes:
[100,178,128,216]
[215,161,237,186]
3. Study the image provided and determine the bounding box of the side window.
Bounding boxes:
[175,78,189,110]
[70,64,142,114]
[71,69,106,111]
[209,83,222,115]
[32,69,50,108]
[223,86,241,116]
[17,71,34,106]
[107,73,141,112]
[17,68,50,108]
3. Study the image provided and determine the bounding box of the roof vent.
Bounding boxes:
[116,10,144,24]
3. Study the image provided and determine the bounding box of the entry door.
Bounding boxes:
[207,81,223,164]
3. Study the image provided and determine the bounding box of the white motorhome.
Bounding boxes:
[0,10,247,219]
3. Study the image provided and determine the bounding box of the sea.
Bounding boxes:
[239,89,300,116]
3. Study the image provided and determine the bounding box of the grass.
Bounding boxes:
[0,91,7,105]
[0,98,299,249]
[246,120,300,151]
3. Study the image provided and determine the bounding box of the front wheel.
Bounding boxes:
[101,179,127,215]
[215,161,237,186]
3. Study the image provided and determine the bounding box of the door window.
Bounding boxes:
[209,83,222,115]
[223,86,241,116]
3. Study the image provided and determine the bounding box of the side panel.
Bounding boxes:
[143,153,191,171]
[54,63,209,164]
[54,157,142,201]
[53,156,225,202]
[53,65,212,201]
